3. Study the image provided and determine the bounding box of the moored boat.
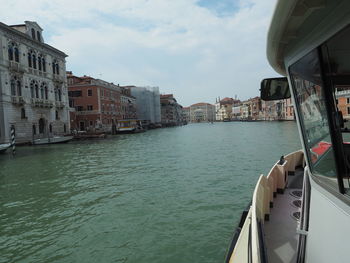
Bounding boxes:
[33,136,73,145]
[0,143,11,153]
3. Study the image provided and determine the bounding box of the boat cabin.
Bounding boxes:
[228,0,350,262]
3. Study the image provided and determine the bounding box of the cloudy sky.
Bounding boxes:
[2,0,280,106]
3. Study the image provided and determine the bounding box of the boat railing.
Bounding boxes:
[228,150,305,263]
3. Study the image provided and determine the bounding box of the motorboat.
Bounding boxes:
[33,136,73,145]
[226,0,350,262]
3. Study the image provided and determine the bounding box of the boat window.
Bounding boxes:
[289,49,339,190]
[322,25,350,193]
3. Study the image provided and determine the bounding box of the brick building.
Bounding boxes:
[0,21,69,144]
[68,72,137,133]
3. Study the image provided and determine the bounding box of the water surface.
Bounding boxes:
[0,122,301,263]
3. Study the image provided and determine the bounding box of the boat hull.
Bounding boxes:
[33,136,73,145]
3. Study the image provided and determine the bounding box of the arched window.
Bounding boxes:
[28,52,32,67]
[8,45,13,61]
[21,108,26,119]
[36,31,41,42]
[49,124,52,133]
[38,56,42,71]
[56,63,59,75]
[32,54,37,69]
[40,83,44,99]
[30,81,35,98]
[10,79,16,96]
[55,110,59,120]
[16,80,22,96]
[64,124,67,133]
[35,83,39,98]
[54,87,58,101]
[14,47,19,62]
[31,28,35,40]
[58,88,62,101]
[44,85,48,100]
[39,118,45,134]
[42,57,46,72]
[32,124,36,135]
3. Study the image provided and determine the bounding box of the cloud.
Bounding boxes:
[0,0,278,106]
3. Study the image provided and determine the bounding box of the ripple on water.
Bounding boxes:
[0,122,300,263]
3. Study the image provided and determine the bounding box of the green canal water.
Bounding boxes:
[0,122,301,263]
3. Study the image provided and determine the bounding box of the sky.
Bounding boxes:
[1,0,280,106]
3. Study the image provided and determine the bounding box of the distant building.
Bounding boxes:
[182,107,190,123]
[129,86,161,128]
[160,94,183,126]
[190,102,215,122]
[215,97,241,121]
[0,21,69,144]
[249,96,262,120]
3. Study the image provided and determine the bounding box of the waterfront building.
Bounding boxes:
[68,72,126,133]
[160,94,183,126]
[182,107,190,123]
[240,101,250,120]
[215,97,241,121]
[248,96,262,120]
[0,21,69,144]
[129,86,161,128]
[189,102,215,122]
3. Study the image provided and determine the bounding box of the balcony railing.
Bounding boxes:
[11,96,25,105]
[55,101,65,109]
[53,74,65,83]
[9,61,25,73]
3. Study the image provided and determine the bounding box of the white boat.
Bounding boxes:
[226,1,350,262]
[0,143,11,153]
[33,136,73,145]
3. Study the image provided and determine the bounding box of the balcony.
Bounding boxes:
[53,74,65,83]
[30,98,44,107]
[9,61,25,73]
[11,96,25,105]
[43,100,54,108]
[55,101,65,109]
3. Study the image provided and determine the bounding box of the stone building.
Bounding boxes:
[160,94,183,126]
[68,73,137,133]
[190,102,215,122]
[129,86,161,128]
[0,21,69,144]
[182,107,190,123]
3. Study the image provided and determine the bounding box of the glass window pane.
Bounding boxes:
[290,50,338,187]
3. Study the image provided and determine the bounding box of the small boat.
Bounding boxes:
[0,143,11,153]
[33,136,73,145]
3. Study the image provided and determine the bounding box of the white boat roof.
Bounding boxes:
[267,0,349,75]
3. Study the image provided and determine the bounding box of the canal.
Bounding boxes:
[0,122,301,263]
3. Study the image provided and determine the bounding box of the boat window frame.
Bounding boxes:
[288,46,347,194]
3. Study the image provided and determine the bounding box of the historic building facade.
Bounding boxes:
[0,21,69,144]
[189,102,215,122]
[160,94,183,126]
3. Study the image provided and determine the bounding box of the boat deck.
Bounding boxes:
[263,168,304,263]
